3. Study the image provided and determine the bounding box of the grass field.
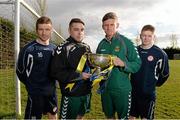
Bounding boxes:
[0,60,180,119]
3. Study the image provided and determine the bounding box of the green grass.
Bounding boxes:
[0,69,16,119]
[155,60,180,118]
[0,60,180,119]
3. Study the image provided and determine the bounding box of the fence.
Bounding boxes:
[174,54,180,60]
[0,1,16,118]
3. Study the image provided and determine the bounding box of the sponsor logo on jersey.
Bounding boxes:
[114,46,120,52]
[100,49,106,52]
[56,46,62,54]
[43,48,50,50]
[147,55,154,61]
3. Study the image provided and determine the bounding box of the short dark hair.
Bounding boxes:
[141,24,155,33]
[102,12,118,22]
[36,16,52,30]
[69,18,85,28]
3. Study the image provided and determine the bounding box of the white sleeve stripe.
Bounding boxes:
[17,42,37,74]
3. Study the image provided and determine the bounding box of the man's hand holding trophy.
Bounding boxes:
[65,53,117,92]
[87,53,115,86]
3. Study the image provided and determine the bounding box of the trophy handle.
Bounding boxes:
[93,66,101,75]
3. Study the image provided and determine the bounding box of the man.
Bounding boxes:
[96,12,141,119]
[50,18,92,119]
[16,16,57,119]
[129,25,169,119]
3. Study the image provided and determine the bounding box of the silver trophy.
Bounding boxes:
[87,53,112,75]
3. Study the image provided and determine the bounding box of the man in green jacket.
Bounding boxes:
[96,12,141,119]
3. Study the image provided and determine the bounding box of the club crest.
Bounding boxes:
[114,46,120,52]
[147,55,154,61]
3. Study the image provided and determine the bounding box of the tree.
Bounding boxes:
[52,24,64,45]
[0,17,36,68]
[134,31,141,46]
[20,0,48,30]
[153,35,158,45]
[170,34,178,48]
[21,0,64,44]
[32,0,47,16]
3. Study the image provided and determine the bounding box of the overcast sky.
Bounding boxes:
[1,0,180,52]
[46,0,180,52]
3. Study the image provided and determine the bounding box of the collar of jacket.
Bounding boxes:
[67,36,81,44]
[105,32,120,43]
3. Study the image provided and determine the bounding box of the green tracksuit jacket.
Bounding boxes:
[96,32,141,91]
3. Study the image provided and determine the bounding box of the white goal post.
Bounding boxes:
[14,0,21,116]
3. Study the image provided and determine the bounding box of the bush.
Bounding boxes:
[163,47,180,59]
